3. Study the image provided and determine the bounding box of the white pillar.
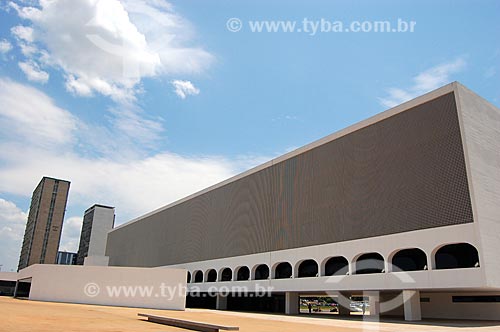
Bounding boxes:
[368,292,380,316]
[216,293,228,310]
[403,290,422,321]
[13,281,19,298]
[285,292,299,315]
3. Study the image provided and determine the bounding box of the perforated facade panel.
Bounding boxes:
[106,92,473,267]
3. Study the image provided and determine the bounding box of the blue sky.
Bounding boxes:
[0,0,499,272]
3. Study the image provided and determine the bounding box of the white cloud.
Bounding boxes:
[18,42,38,56]
[64,74,93,97]
[108,107,164,146]
[10,25,34,43]
[18,60,49,83]
[0,77,162,156]
[10,0,213,102]
[0,198,27,272]
[378,58,466,108]
[171,79,200,99]
[8,0,209,152]
[59,216,83,253]
[0,39,13,54]
[0,78,77,146]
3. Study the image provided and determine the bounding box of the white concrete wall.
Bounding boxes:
[88,206,115,257]
[0,272,18,282]
[456,83,500,289]
[83,255,109,266]
[165,223,487,293]
[17,264,186,310]
[421,292,500,321]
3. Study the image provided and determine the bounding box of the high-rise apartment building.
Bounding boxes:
[76,204,115,265]
[18,177,70,271]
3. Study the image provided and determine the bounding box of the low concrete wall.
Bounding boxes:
[0,272,18,282]
[17,264,186,310]
[421,292,500,321]
[0,272,18,296]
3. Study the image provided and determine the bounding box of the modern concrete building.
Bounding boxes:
[56,251,77,265]
[18,177,70,271]
[76,204,115,265]
[105,82,500,321]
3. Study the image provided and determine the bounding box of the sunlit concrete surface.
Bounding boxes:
[15,264,186,310]
[1,297,499,332]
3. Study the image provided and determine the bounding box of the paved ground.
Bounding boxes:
[1,297,499,332]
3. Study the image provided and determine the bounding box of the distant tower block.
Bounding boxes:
[18,177,71,271]
[76,204,115,266]
[56,251,77,265]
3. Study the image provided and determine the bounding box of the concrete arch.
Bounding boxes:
[219,267,232,282]
[193,270,203,283]
[252,264,270,280]
[235,266,250,281]
[354,252,385,274]
[389,248,428,272]
[273,261,293,279]
[205,269,217,282]
[433,242,480,270]
[295,259,319,278]
[321,256,349,276]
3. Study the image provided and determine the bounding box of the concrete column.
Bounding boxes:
[336,292,351,316]
[285,292,299,315]
[338,303,351,316]
[13,281,19,298]
[384,259,391,273]
[403,290,422,321]
[367,293,380,317]
[216,293,228,310]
